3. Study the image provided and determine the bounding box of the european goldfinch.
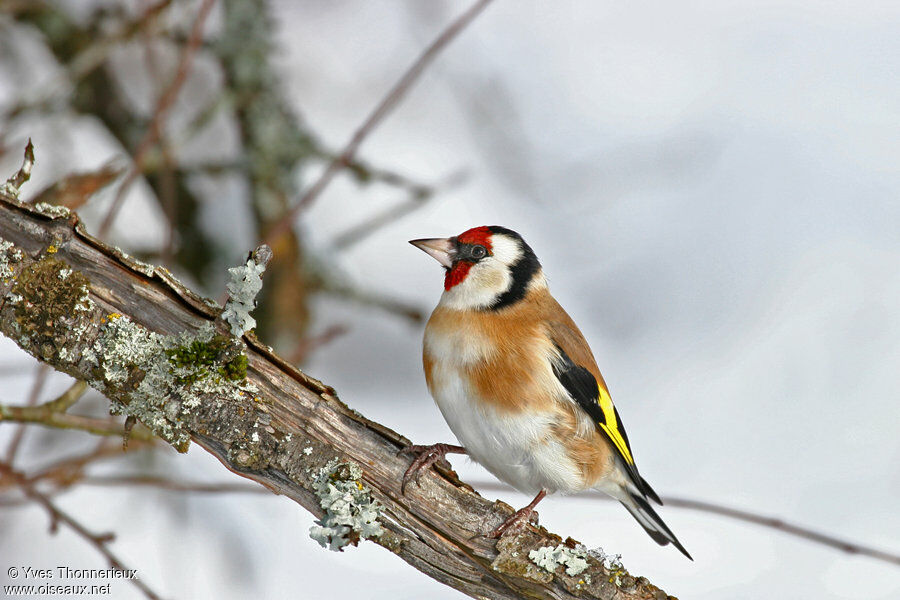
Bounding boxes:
[405,225,691,559]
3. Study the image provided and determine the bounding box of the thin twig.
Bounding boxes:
[1,470,263,508]
[0,461,163,600]
[287,324,348,364]
[663,495,900,567]
[263,0,496,247]
[471,480,900,567]
[1,2,174,132]
[319,281,424,323]
[98,0,217,238]
[4,363,49,464]
[0,408,158,442]
[82,475,268,495]
[23,440,157,489]
[67,0,174,84]
[330,169,469,251]
[0,380,158,442]
[41,380,88,412]
[309,146,439,195]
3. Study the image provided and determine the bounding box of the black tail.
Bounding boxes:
[639,475,663,505]
[620,493,692,560]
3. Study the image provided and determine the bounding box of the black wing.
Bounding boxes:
[551,345,662,505]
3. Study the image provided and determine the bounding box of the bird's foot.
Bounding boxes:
[488,505,539,538]
[398,443,466,493]
[488,489,548,538]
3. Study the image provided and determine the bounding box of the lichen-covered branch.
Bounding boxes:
[0,193,673,600]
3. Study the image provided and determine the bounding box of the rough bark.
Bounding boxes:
[0,193,674,600]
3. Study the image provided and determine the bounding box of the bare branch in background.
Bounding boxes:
[0,1,174,133]
[287,325,349,365]
[98,0,217,237]
[3,0,438,352]
[318,279,425,324]
[330,169,470,251]
[472,481,900,568]
[20,440,158,492]
[0,403,158,443]
[82,475,267,495]
[0,461,163,600]
[264,0,497,246]
[2,380,152,443]
[67,0,175,83]
[4,364,49,464]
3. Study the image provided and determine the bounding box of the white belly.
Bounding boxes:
[428,362,583,495]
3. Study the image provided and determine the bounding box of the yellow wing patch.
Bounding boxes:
[596,385,634,465]
[548,342,636,467]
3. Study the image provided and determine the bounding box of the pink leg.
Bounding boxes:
[398,443,466,493]
[488,489,548,538]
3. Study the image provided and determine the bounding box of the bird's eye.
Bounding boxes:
[470,245,487,259]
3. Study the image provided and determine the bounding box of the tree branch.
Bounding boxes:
[0,195,671,598]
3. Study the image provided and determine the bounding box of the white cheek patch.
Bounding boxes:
[439,263,510,309]
[438,235,524,310]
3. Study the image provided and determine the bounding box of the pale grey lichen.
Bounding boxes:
[92,316,256,450]
[0,238,24,280]
[95,315,162,385]
[529,544,591,577]
[111,246,157,277]
[93,315,182,443]
[309,460,384,552]
[33,202,71,219]
[0,181,22,199]
[221,257,266,336]
[586,546,624,572]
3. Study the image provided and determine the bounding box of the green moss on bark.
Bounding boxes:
[166,334,248,384]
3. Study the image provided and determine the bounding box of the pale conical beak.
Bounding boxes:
[409,237,455,268]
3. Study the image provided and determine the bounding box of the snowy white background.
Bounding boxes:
[1,1,899,598]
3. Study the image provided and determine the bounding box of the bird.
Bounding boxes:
[403,225,691,559]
